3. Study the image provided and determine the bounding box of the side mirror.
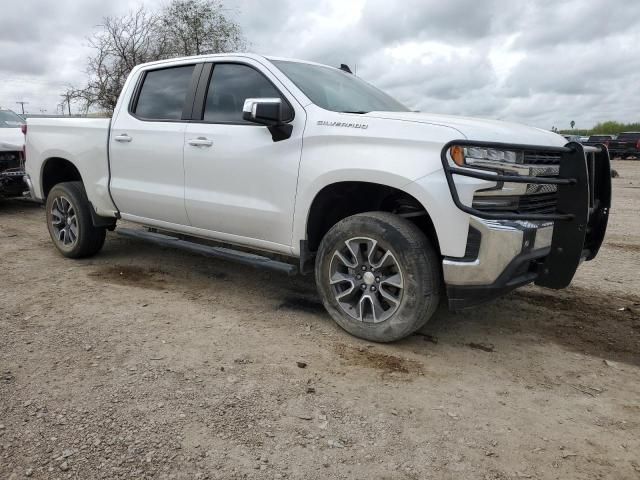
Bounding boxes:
[242,98,293,142]
[242,98,284,126]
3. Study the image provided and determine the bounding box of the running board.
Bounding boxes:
[117,228,298,276]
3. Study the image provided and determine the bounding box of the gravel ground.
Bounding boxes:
[1,160,639,480]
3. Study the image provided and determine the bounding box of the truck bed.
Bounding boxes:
[25,117,118,216]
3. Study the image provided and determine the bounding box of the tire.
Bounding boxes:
[315,211,441,342]
[45,181,106,258]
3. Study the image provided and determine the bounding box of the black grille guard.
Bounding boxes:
[440,140,612,289]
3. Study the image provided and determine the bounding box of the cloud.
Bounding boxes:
[0,0,638,128]
[512,0,640,49]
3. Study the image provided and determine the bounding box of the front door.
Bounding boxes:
[183,61,305,252]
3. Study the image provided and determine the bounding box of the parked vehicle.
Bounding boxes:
[582,134,615,148]
[607,132,640,159]
[0,110,26,198]
[24,54,612,342]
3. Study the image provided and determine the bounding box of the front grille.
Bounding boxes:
[472,149,562,216]
[473,192,559,215]
[519,151,561,211]
[516,192,558,215]
[526,183,558,194]
[523,152,561,165]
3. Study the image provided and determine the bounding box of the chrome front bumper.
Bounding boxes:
[443,217,556,309]
[443,217,554,287]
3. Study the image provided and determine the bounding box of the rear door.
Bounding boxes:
[182,60,305,252]
[109,63,201,225]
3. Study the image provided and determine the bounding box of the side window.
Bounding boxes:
[134,65,195,120]
[203,63,293,123]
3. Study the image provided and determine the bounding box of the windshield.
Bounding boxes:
[0,110,25,128]
[272,60,409,114]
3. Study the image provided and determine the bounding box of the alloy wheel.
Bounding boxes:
[50,195,79,248]
[329,237,404,323]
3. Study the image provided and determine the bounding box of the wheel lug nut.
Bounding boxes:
[361,265,367,271]
[370,286,377,292]
[356,274,362,280]
[361,284,367,290]
[376,277,380,282]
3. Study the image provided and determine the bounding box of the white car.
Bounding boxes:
[0,110,26,197]
[24,54,611,342]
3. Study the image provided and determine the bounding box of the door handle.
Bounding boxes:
[187,137,213,147]
[114,134,132,143]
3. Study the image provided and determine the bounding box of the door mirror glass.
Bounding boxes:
[242,98,284,126]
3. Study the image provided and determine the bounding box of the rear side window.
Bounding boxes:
[134,65,195,120]
[203,63,292,123]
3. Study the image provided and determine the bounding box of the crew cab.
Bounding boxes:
[0,110,26,198]
[24,54,611,342]
[607,132,640,159]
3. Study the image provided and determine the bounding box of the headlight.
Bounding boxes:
[450,146,523,167]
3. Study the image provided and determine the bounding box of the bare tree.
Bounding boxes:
[83,7,167,113]
[66,0,244,114]
[161,0,246,56]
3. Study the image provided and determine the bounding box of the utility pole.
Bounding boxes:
[16,101,28,115]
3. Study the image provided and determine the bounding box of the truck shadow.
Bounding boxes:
[90,231,640,367]
[414,286,640,367]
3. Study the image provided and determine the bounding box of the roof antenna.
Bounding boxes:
[340,64,353,74]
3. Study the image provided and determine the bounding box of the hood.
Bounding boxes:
[0,128,24,151]
[366,111,566,147]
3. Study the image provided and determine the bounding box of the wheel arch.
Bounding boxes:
[41,157,84,199]
[303,180,441,256]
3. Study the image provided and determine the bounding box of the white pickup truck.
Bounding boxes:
[24,54,611,342]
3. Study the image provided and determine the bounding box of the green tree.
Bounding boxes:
[161,0,245,57]
[557,120,640,136]
[570,120,575,129]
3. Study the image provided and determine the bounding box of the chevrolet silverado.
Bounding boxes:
[24,54,611,342]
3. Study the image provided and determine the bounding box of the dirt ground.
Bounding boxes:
[1,161,639,480]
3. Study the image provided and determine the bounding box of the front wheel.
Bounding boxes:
[45,182,106,258]
[315,212,441,342]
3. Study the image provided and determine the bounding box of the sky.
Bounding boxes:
[1,0,639,129]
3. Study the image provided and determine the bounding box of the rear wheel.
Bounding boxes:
[315,212,441,342]
[46,182,106,258]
